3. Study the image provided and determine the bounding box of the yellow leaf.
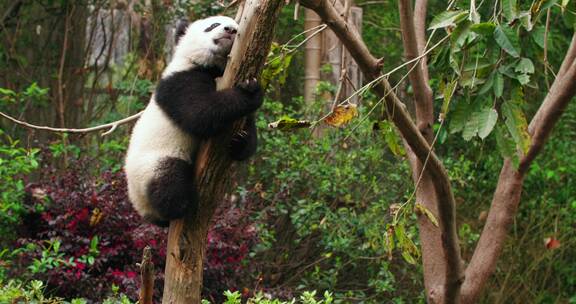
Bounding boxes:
[415,203,439,227]
[324,104,358,127]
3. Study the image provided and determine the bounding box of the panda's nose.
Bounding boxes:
[224,26,237,34]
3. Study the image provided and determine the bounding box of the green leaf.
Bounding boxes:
[516,74,531,85]
[494,25,521,58]
[429,10,469,30]
[519,11,533,31]
[515,58,535,74]
[0,88,16,96]
[374,121,405,156]
[394,224,420,265]
[541,0,559,10]
[395,223,407,245]
[502,0,519,21]
[470,22,497,36]
[463,58,494,71]
[478,72,495,95]
[460,106,498,140]
[268,116,311,131]
[563,9,576,29]
[451,21,475,52]
[415,203,439,227]
[494,72,504,98]
[441,80,458,119]
[532,26,546,48]
[495,125,519,165]
[462,113,479,141]
[477,108,499,139]
[383,123,405,156]
[450,101,472,134]
[501,90,531,154]
[401,251,417,265]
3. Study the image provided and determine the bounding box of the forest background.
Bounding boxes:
[0,0,575,303]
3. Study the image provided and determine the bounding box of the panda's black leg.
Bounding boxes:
[147,157,198,222]
[229,115,258,161]
[142,215,170,227]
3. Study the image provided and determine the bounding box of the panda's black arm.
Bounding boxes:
[155,69,263,138]
[229,114,258,161]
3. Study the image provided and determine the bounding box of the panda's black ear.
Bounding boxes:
[175,19,189,44]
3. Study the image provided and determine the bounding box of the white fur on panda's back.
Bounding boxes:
[125,96,196,218]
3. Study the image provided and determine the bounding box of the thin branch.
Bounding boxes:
[57,4,73,128]
[543,8,551,89]
[414,0,430,81]
[520,42,576,174]
[310,34,449,126]
[0,110,142,136]
[398,0,434,138]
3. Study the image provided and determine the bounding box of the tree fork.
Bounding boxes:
[161,1,284,303]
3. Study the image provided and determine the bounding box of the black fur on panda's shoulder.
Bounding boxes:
[155,65,263,139]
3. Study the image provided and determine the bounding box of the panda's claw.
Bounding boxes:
[236,78,261,94]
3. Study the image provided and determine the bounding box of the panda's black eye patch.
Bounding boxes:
[204,23,221,32]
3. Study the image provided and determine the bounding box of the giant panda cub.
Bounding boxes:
[124,16,263,227]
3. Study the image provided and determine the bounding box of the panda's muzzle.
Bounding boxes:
[213,31,236,44]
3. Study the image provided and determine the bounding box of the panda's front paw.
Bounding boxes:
[236,78,260,93]
[236,78,263,110]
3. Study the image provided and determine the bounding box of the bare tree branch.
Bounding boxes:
[521,59,576,173]
[414,0,429,81]
[556,34,576,80]
[0,110,141,136]
[299,1,463,302]
[398,0,433,137]
[461,33,576,303]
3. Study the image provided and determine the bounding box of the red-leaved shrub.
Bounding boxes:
[12,160,259,302]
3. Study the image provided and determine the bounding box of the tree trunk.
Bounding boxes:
[304,9,322,104]
[322,5,363,104]
[161,1,284,303]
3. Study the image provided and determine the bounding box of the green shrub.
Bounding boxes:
[0,129,39,243]
[0,279,133,304]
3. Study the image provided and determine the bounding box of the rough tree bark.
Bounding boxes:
[161,1,284,303]
[139,246,154,304]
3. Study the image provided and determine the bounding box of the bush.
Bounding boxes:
[7,156,261,302]
[12,165,166,302]
[238,97,419,302]
[0,279,133,304]
[0,129,39,246]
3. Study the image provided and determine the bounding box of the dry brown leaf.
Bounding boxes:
[324,104,358,127]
